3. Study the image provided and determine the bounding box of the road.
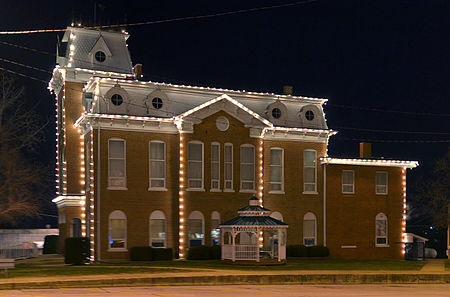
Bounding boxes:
[0,285,449,297]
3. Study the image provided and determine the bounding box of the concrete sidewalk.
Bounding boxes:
[0,268,449,290]
[420,259,446,272]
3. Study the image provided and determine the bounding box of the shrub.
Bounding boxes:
[307,245,330,257]
[210,245,221,259]
[64,237,90,265]
[152,248,173,261]
[130,247,152,261]
[287,245,308,257]
[43,235,59,254]
[187,245,214,260]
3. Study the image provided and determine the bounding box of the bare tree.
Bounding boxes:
[0,72,47,225]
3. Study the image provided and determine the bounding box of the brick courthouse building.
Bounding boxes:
[50,27,418,261]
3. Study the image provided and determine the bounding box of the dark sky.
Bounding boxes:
[0,0,448,227]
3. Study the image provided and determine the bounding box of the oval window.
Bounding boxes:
[305,110,314,121]
[272,108,282,119]
[95,51,106,62]
[152,97,163,109]
[111,94,123,106]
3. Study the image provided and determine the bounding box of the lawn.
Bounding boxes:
[445,260,450,271]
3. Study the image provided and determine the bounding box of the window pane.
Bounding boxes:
[188,219,203,239]
[110,219,125,238]
[304,167,315,183]
[241,146,254,163]
[303,220,315,238]
[304,151,316,167]
[110,159,125,177]
[343,171,353,184]
[188,143,202,161]
[225,163,232,180]
[150,219,165,239]
[189,162,202,178]
[150,160,165,179]
[211,145,219,161]
[376,219,386,236]
[109,140,124,158]
[189,180,202,188]
[150,142,164,160]
[151,179,164,188]
[343,185,353,193]
[224,145,232,161]
[271,166,282,182]
[270,149,282,165]
[376,172,387,185]
[212,164,219,179]
[270,183,281,191]
[241,164,254,180]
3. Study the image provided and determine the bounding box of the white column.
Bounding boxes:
[277,229,281,262]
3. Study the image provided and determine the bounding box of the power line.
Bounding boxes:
[0,57,52,74]
[334,137,450,143]
[0,40,54,56]
[334,126,450,135]
[327,103,450,117]
[0,0,317,35]
[0,66,48,83]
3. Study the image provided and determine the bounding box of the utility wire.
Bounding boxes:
[327,103,450,117]
[334,126,450,135]
[0,66,48,83]
[0,0,317,35]
[0,57,52,74]
[334,137,450,143]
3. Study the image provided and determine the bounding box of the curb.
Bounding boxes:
[1,274,449,290]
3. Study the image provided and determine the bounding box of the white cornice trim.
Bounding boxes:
[320,157,419,168]
[52,195,85,208]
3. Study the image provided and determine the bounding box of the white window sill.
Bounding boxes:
[302,191,318,195]
[239,189,256,193]
[210,189,222,192]
[269,191,285,195]
[341,245,357,249]
[186,188,205,192]
[223,189,235,192]
[148,187,168,191]
[376,193,388,196]
[107,248,128,252]
[107,186,128,191]
[375,244,390,248]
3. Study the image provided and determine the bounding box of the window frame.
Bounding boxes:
[149,140,167,191]
[342,170,355,194]
[224,143,234,192]
[376,171,388,195]
[211,211,221,246]
[240,144,256,193]
[303,212,317,246]
[149,210,167,248]
[108,210,127,251]
[269,147,284,194]
[303,149,317,194]
[187,141,204,191]
[108,138,127,190]
[188,211,205,247]
[375,213,389,247]
[210,142,220,191]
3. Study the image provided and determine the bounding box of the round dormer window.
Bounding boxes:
[111,94,123,106]
[95,51,106,62]
[216,116,230,131]
[152,97,163,109]
[305,110,314,121]
[272,108,282,119]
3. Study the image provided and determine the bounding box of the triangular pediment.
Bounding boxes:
[89,35,112,56]
[177,94,273,127]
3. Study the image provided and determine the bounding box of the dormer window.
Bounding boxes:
[152,97,163,109]
[305,110,314,121]
[111,94,123,106]
[95,51,106,63]
[272,108,282,119]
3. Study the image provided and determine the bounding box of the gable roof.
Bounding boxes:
[89,35,112,56]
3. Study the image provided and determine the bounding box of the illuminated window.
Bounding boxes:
[240,145,255,191]
[270,148,284,192]
[342,170,355,194]
[108,139,126,188]
[149,141,166,189]
[108,210,126,250]
[95,51,106,62]
[149,210,166,248]
[375,213,388,246]
[188,211,204,247]
[303,150,317,193]
[211,211,220,246]
[188,142,204,189]
[303,212,316,246]
[376,171,388,194]
[211,143,220,190]
[224,143,233,191]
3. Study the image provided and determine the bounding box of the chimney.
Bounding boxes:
[134,64,143,79]
[360,142,372,158]
[283,85,293,95]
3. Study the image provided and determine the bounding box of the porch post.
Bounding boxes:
[231,230,236,262]
[277,228,281,261]
[256,229,260,262]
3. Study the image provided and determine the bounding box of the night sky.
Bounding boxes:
[0,0,448,228]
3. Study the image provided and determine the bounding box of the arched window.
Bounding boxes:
[108,210,127,250]
[188,211,204,247]
[188,141,204,189]
[303,212,316,246]
[211,211,220,245]
[303,150,317,193]
[240,144,255,191]
[108,138,126,189]
[149,210,166,248]
[270,211,283,222]
[149,140,166,189]
[71,218,81,238]
[375,213,388,246]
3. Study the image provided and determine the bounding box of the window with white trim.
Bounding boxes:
[270,148,284,192]
[376,171,388,194]
[188,142,204,189]
[149,141,166,189]
[211,211,220,246]
[240,145,255,191]
[342,170,355,194]
[303,212,317,246]
[224,143,233,190]
[211,143,220,190]
[303,150,317,192]
[188,211,204,247]
[108,210,127,250]
[149,210,166,248]
[375,213,388,246]
[108,139,126,188]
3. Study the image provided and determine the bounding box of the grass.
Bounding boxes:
[445,260,450,271]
